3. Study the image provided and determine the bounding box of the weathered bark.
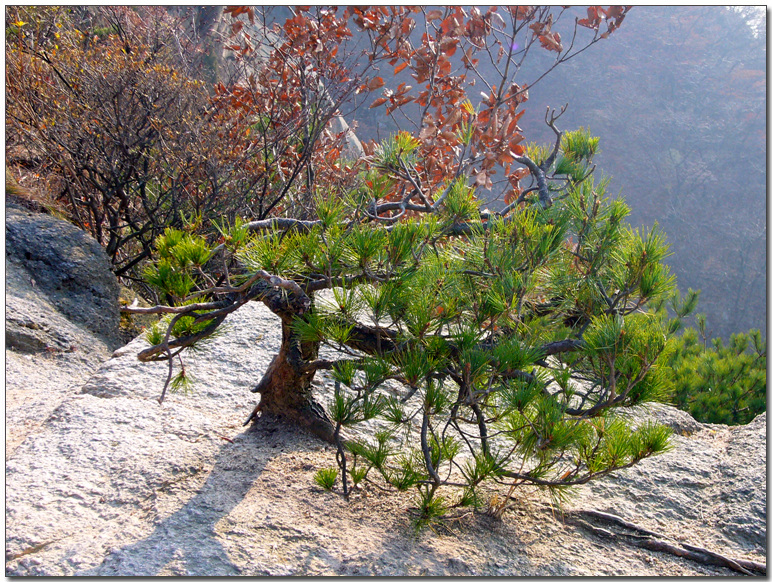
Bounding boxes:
[238,279,337,441]
[128,270,337,440]
[245,319,335,442]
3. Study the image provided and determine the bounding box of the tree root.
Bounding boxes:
[565,509,766,576]
[6,539,57,561]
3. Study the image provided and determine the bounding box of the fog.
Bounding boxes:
[351,6,766,339]
[518,6,766,339]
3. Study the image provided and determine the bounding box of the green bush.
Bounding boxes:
[664,317,766,425]
[313,467,338,491]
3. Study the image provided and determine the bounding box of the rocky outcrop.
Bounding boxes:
[6,204,121,350]
[5,298,766,576]
[328,115,365,161]
[5,205,124,459]
[3,217,766,575]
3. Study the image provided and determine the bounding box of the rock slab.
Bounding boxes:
[5,299,767,576]
[5,205,122,458]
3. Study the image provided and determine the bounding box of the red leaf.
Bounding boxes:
[394,61,408,74]
[367,77,385,90]
[511,6,534,21]
[441,38,458,57]
[369,97,388,108]
[538,32,562,53]
[603,6,627,19]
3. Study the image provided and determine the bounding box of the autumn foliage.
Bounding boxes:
[6,6,632,285]
[6,7,209,279]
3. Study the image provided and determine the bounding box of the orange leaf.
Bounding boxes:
[538,32,563,53]
[369,97,388,108]
[394,61,408,74]
[367,76,385,90]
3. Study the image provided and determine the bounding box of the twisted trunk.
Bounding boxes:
[246,319,335,442]
[242,283,335,442]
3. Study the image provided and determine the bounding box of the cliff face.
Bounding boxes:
[4,213,766,576]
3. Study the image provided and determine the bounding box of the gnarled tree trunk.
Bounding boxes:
[246,319,335,442]
[130,275,392,444]
[243,284,335,442]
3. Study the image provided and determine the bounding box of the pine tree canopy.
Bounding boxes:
[129,128,695,518]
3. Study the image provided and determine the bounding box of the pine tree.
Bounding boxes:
[127,126,693,519]
[53,5,689,522]
[664,316,766,425]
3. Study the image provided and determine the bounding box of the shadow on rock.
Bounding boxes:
[80,418,317,576]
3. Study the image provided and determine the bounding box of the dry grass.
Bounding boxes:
[5,161,71,220]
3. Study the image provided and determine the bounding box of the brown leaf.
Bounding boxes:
[510,6,535,21]
[603,6,627,19]
[446,109,461,127]
[367,77,385,90]
[538,31,563,53]
[369,97,388,108]
[419,125,435,141]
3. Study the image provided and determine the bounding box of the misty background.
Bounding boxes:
[522,6,766,341]
[347,6,766,340]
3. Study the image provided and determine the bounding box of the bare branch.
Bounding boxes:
[540,104,567,171]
